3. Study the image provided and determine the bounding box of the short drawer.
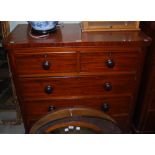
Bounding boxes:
[21,96,132,116]
[80,51,139,72]
[18,75,136,100]
[12,51,77,75]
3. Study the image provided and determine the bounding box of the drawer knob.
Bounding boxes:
[45,85,53,94]
[105,59,115,68]
[48,105,56,112]
[104,82,112,91]
[42,60,51,70]
[101,103,110,112]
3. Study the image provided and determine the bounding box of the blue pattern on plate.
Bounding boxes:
[28,21,58,31]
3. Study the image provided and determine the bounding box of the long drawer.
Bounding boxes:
[12,51,77,75]
[17,75,136,100]
[80,51,140,72]
[21,96,132,116]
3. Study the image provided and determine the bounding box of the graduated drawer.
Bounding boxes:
[80,51,139,72]
[18,75,136,100]
[12,51,77,75]
[21,96,132,116]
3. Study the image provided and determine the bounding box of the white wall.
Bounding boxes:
[9,21,80,32]
[9,21,27,31]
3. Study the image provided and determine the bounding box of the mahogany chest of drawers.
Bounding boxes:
[3,23,151,133]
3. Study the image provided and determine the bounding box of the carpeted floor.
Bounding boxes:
[0,123,25,134]
[0,111,25,134]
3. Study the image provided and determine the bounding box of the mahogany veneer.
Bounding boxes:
[133,22,155,133]
[3,23,151,133]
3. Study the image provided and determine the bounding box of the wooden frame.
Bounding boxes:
[0,21,10,38]
[81,21,140,32]
[0,21,22,125]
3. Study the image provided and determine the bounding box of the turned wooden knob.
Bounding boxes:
[101,103,110,112]
[104,82,112,91]
[42,60,51,70]
[45,85,53,94]
[105,59,115,68]
[48,105,56,112]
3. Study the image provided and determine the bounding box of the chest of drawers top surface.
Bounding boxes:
[3,23,151,49]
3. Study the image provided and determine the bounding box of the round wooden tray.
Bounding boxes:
[30,107,121,134]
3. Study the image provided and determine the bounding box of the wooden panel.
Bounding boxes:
[148,79,155,110]
[80,51,139,72]
[18,75,136,100]
[114,115,130,132]
[13,51,77,75]
[81,21,140,32]
[23,117,40,133]
[149,94,155,109]
[0,21,10,38]
[132,22,154,133]
[143,111,155,132]
[21,96,132,116]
